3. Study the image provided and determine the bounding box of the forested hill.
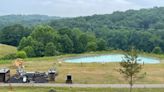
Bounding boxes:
[1,7,164,58]
[1,7,164,32]
[48,7,164,53]
[50,7,164,32]
[0,15,60,29]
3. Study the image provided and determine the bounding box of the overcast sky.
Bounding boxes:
[0,0,164,17]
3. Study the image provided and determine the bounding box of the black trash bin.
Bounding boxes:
[66,74,72,84]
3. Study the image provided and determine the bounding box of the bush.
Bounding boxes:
[16,51,27,59]
[152,46,162,54]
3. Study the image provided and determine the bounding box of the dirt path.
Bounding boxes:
[0,83,164,88]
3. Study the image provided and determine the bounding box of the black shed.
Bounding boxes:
[0,68,10,83]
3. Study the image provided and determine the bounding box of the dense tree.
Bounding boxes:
[4,7,164,57]
[60,35,73,53]
[0,24,31,46]
[79,34,89,52]
[17,25,98,57]
[23,46,35,57]
[78,33,97,52]
[17,26,61,57]
[86,42,97,51]
[31,25,59,45]
[58,28,73,37]
[16,24,164,57]
[50,7,164,32]
[71,28,83,53]
[97,38,107,51]
[32,41,45,57]
[107,30,129,50]
[47,7,164,53]
[0,15,60,30]
[18,36,35,50]
[45,42,57,56]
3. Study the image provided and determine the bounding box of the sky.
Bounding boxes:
[0,0,164,17]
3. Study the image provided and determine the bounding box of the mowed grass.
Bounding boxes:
[0,87,164,92]
[0,44,17,57]
[0,52,164,84]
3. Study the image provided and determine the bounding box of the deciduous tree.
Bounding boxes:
[118,49,146,92]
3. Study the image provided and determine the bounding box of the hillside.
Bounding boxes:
[0,15,60,29]
[1,7,164,32]
[0,44,17,57]
[50,7,164,33]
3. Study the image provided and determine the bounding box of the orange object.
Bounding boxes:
[13,58,24,68]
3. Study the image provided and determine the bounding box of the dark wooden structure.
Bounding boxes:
[48,69,56,81]
[8,72,48,83]
[66,74,72,84]
[0,68,10,83]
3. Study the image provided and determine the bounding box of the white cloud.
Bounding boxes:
[40,0,53,6]
[0,0,164,17]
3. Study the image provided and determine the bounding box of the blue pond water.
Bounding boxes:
[64,54,160,64]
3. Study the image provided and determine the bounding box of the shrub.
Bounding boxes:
[16,51,27,59]
[152,46,162,54]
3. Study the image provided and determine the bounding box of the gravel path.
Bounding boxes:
[0,83,164,88]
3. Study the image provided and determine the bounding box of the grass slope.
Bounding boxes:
[0,44,17,57]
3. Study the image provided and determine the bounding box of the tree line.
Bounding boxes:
[0,15,60,30]
[49,7,164,54]
[0,26,164,58]
[15,25,106,57]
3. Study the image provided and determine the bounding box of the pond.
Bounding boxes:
[64,54,160,64]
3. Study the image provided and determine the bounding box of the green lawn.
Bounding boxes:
[0,51,164,84]
[0,87,164,92]
[0,44,17,58]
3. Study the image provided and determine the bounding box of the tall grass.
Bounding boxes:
[0,44,17,58]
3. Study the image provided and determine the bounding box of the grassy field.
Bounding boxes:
[0,87,164,92]
[0,44,17,58]
[0,51,164,84]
